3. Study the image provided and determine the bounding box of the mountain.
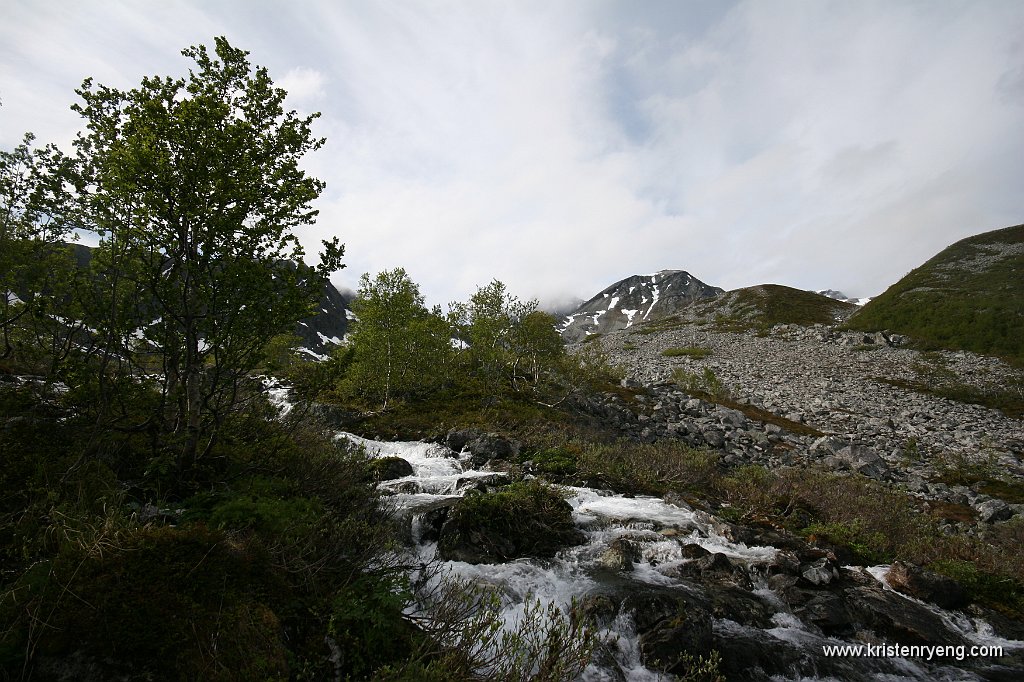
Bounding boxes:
[559,270,723,341]
[296,281,349,359]
[817,289,872,306]
[691,284,859,328]
[845,223,1024,364]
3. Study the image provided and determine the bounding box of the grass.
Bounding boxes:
[846,223,1024,366]
[718,465,1024,617]
[873,371,1024,420]
[695,285,856,333]
[661,346,712,359]
[574,440,721,497]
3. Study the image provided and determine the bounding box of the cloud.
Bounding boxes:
[2,1,1023,307]
[280,67,327,107]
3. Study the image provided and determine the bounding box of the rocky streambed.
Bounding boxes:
[337,431,1023,681]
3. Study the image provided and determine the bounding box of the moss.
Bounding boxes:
[524,446,580,477]
[928,559,1024,619]
[437,481,583,563]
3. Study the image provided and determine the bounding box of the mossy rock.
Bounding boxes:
[368,456,415,481]
[437,481,584,563]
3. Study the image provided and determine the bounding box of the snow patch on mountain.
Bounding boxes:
[561,270,723,342]
[817,289,872,306]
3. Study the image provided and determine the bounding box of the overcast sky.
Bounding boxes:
[2,1,1022,309]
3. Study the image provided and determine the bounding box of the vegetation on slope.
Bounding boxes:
[845,223,1024,365]
[708,284,857,330]
[631,284,856,336]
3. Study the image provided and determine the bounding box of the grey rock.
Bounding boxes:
[975,498,1013,524]
[884,561,968,610]
[597,537,642,572]
[834,444,890,479]
[801,557,838,586]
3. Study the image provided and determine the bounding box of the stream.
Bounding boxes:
[342,432,1024,681]
[266,385,1023,680]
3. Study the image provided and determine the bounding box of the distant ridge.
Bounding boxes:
[817,289,872,306]
[692,284,858,327]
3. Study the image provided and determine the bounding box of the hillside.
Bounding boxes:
[690,284,858,329]
[845,223,1024,364]
[623,284,858,335]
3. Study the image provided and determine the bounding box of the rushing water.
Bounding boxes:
[264,384,1022,680]
[338,431,1024,681]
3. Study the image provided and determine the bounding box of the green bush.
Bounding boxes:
[576,440,720,497]
[928,559,1024,617]
[672,366,729,400]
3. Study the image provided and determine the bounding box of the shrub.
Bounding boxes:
[400,576,599,682]
[672,366,729,400]
[576,440,720,497]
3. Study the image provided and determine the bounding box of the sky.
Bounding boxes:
[2,1,1023,310]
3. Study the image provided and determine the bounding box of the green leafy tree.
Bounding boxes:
[68,37,344,473]
[346,268,452,409]
[0,131,76,365]
[450,279,540,396]
[509,310,565,390]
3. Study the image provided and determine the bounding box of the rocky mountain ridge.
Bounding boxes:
[295,280,349,359]
[559,270,723,342]
[818,289,872,305]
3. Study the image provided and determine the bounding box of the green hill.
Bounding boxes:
[846,223,1024,364]
[694,284,857,330]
